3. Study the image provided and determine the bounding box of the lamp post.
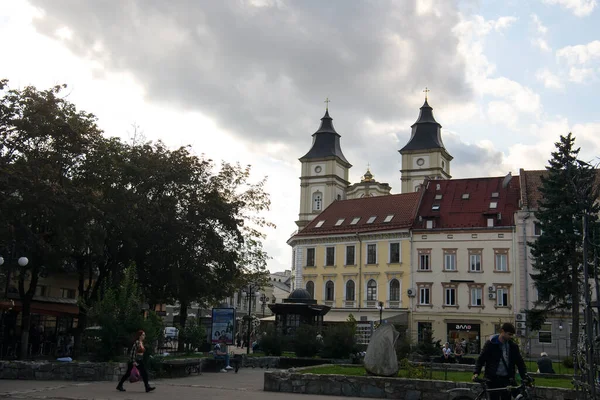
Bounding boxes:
[377,301,384,325]
[242,285,260,355]
[260,294,269,317]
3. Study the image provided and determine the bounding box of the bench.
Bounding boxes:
[162,359,202,377]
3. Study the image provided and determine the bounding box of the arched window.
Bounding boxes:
[367,279,377,301]
[325,280,334,301]
[345,280,355,301]
[306,281,314,298]
[390,279,400,301]
[337,194,342,201]
[312,191,323,211]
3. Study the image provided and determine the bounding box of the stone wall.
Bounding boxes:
[241,356,351,369]
[264,366,577,400]
[0,361,128,381]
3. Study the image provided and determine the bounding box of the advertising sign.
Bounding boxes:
[211,308,236,344]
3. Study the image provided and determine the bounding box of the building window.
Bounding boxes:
[367,216,376,224]
[35,285,47,297]
[325,247,335,266]
[389,242,401,263]
[444,287,457,306]
[345,280,355,301]
[443,250,456,271]
[312,191,323,211]
[487,218,494,227]
[470,287,483,307]
[534,222,543,236]
[306,248,315,267]
[419,286,431,305]
[538,323,552,343]
[426,220,433,229]
[345,245,355,265]
[61,288,76,299]
[418,250,431,271]
[494,249,509,272]
[417,322,433,344]
[469,250,482,272]
[366,244,377,264]
[389,279,400,301]
[367,279,377,301]
[496,287,509,307]
[350,217,360,225]
[325,280,334,301]
[306,281,314,298]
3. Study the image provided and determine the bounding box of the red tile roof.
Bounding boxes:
[414,175,521,229]
[294,192,421,237]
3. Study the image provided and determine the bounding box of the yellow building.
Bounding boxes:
[288,192,420,324]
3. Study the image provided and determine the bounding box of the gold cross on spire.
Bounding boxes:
[324,97,331,111]
[423,87,430,100]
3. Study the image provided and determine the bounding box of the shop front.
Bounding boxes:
[447,322,480,355]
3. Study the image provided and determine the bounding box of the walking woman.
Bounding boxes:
[117,330,155,392]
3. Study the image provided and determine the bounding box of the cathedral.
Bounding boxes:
[295,96,452,230]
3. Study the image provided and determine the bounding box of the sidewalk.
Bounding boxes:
[0,367,365,400]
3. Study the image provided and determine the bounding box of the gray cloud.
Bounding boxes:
[30,0,472,157]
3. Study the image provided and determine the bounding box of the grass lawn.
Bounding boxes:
[299,365,574,389]
[524,360,574,375]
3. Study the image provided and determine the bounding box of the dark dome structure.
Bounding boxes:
[287,288,313,301]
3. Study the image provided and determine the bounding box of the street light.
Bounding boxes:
[242,285,260,355]
[260,294,269,317]
[377,301,384,325]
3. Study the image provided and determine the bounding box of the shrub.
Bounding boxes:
[396,334,412,360]
[293,325,321,358]
[178,318,206,353]
[321,323,356,359]
[260,327,283,356]
[414,328,442,358]
[562,356,574,368]
[399,358,428,379]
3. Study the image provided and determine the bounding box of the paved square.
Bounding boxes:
[0,367,364,400]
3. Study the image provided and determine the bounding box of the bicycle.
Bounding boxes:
[446,377,537,400]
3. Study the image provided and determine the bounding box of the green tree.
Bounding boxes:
[0,80,103,358]
[529,133,599,355]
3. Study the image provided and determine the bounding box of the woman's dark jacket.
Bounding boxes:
[474,335,527,380]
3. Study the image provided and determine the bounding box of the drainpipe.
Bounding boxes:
[356,233,362,311]
[522,212,531,355]
[409,229,415,341]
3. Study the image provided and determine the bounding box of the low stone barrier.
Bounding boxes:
[241,355,351,369]
[0,360,128,381]
[263,365,576,400]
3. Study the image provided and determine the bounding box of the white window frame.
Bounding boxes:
[419,287,431,305]
[366,243,377,264]
[444,252,456,271]
[419,253,430,271]
[367,216,376,224]
[496,287,509,307]
[306,247,316,267]
[345,245,356,265]
[469,254,482,272]
[345,280,355,301]
[470,287,483,306]
[324,280,335,302]
[495,253,508,272]
[350,217,360,225]
[389,242,401,263]
[538,323,552,344]
[312,191,323,211]
[325,246,335,266]
[389,279,400,301]
[444,287,456,306]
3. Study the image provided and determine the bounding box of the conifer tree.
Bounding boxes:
[529,133,599,355]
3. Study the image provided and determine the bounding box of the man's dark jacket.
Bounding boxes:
[474,335,527,380]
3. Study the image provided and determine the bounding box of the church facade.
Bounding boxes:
[287,97,566,357]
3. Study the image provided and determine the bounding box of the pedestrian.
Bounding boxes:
[442,342,452,363]
[536,352,555,374]
[214,336,234,372]
[473,323,529,400]
[235,332,241,348]
[117,330,156,393]
[454,339,464,364]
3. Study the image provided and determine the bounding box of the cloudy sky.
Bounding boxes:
[2,0,600,272]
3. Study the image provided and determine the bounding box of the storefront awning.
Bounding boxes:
[1,298,79,316]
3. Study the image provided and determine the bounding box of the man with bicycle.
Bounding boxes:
[473,323,530,400]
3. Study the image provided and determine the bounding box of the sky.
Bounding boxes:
[1,0,600,273]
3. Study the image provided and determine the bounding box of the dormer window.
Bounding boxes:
[367,216,376,224]
[315,220,325,228]
[462,193,470,200]
[432,204,440,211]
[335,218,345,226]
[350,217,360,225]
[487,218,494,227]
[490,201,498,209]
[384,215,394,222]
[426,220,433,229]
[435,194,443,200]
[491,192,499,198]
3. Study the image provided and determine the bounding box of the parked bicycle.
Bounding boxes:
[447,377,537,400]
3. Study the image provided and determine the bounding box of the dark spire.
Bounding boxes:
[300,109,351,167]
[399,99,446,152]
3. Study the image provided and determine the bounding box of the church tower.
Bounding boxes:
[296,107,351,229]
[399,96,452,193]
